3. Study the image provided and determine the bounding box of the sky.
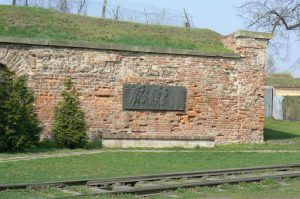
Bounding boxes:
[1,0,299,76]
[123,0,246,34]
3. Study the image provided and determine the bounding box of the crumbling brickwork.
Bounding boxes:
[0,31,272,144]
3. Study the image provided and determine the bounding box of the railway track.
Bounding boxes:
[2,163,300,197]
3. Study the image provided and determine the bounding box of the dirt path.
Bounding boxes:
[1,149,300,163]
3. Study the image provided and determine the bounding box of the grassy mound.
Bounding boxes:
[0,5,232,53]
[266,73,300,87]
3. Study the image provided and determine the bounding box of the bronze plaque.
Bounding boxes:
[123,84,186,111]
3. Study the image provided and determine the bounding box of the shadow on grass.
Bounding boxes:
[264,128,300,141]
[30,140,102,153]
[0,140,102,155]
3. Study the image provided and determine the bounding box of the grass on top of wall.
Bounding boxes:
[0,5,232,54]
[265,73,300,87]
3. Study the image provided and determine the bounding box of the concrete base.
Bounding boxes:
[102,134,215,148]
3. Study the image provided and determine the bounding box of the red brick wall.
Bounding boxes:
[0,31,270,144]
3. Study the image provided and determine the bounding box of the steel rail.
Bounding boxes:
[87,163,300,186]
[108,172,300,195]
[63,171,300,198]
[1,163,300,191]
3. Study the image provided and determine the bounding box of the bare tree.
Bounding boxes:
[152,8,168,25]
[47,0,55,9]
[266,54,277,74]
[112,5,120,20]
[102,0,107,18]
[12,0,28,6]
[144,8,149,24]
[183,8,191,29]
[75,0,88,15]
[56,0,71,13]
[238,0,300,68]
[238,0,300,33]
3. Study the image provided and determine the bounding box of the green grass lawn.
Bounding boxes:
[0,5,232,54]
[264,118,300,142]
[1,118,300,198]
[1,151,300,185]
[153,178,300,199]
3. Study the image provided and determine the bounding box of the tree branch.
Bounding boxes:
[269,10,300,30]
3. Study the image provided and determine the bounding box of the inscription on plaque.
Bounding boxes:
[123,84,187,111]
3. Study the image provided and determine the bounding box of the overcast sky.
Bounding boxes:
[1,0,299,76]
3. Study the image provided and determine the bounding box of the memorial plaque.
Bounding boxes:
[123,84,187,111]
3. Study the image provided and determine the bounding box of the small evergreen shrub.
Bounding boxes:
[37,139,61,149]
[0,68,42,152]
[0,69,10,151]
[53,79,87,148]
[83,141,102,149]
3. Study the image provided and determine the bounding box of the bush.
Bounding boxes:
[52,79,87,148]
[37,140,61,149]
[83,141,102,149]
[0,69,42,152]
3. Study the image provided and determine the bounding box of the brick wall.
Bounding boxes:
[0,31,272,144]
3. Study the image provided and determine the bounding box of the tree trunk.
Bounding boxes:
[102,0,107,18]
[12,0,16,5]
[183,8,191,29]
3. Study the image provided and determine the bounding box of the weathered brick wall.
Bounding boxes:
[0,31,272,144]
